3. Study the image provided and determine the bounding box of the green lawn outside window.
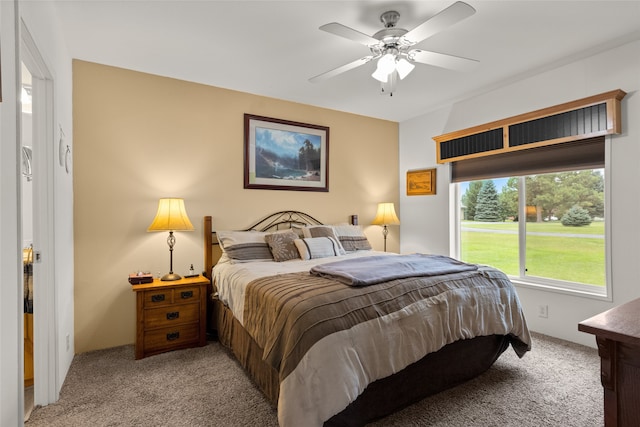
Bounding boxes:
[460,221,605,286]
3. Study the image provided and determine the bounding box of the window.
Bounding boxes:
[457,169,607,296]
[434,90,623,299]
[452,137,609,298]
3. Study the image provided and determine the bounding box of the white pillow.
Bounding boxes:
[294,237,342,260]
[290,224,307,238]
[331,224,372,252]
[301,225,346,255]
[216,252,232,264]
[216,230,273,263]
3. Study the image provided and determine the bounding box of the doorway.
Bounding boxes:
[20,20,58,417]
[20,61,35,420]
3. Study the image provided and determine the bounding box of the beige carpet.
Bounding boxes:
[26,332,602,426]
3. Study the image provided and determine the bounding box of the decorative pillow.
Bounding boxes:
[265,231,300,262]
[294,237,342,260]
[290,224,307,238]
[332,224,372,252]
[302,226,346,255]
[216,230,273,263]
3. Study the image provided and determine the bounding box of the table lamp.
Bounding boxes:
[371,202,400,252]
[148,198,194,281]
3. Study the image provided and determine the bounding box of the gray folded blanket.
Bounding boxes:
[310,254,478,287]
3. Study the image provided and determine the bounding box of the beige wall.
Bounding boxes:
[73,60,399,352]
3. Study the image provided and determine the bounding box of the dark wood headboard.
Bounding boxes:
[203,215,218,280]
[203,210,323,279]
[203,211,324,335]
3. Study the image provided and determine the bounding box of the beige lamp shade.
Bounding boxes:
[371,202,400,226]
[147,198,195,232]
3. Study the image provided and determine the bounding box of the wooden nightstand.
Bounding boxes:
[131,275,209,359]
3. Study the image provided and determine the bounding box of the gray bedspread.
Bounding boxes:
[309,253,478,286]
[242,260,530,427]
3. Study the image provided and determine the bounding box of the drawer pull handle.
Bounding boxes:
[151,294,165,303]
[166,311,179,320]
[166,332,180,341]
[181,291,193,299]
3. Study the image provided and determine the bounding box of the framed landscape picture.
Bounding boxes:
[407,168,436,196]
[244,114,329,192]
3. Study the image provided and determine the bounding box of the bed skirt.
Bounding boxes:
[212,298,510,426]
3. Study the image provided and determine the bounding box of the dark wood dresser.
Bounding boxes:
[579,298,640,427]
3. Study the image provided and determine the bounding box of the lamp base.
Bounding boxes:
[161,272,182,281]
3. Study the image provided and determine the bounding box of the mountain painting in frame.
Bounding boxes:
[244,114,329,192]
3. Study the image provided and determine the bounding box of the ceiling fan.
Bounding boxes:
[309,1,479,96]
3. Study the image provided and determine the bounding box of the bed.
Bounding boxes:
[203,211,531,427]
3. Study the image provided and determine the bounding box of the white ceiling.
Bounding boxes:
[52,1,640,122]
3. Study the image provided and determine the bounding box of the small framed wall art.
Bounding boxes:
[406,168,436,196]
[244,114,329,192]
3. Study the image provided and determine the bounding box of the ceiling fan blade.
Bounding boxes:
[401,1,476,45]
[309,56,375,83]
[319,23,380,46]
[409,49,479,71]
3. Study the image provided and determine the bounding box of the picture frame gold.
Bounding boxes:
[407,168,436,196]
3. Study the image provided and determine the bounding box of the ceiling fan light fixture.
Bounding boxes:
[376,52,397,74]
[312,3,479,95]
[371,67,389,83]
[396,58,415,80]
[380,70,398,96]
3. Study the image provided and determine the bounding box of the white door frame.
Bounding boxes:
[20,19,59,406]
[1,1,24,424]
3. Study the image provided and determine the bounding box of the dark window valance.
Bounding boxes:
[451,136,604,183]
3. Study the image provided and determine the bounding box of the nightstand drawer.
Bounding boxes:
[143,323,200,353]
[144,303,199,329]
[132,276,209,359]
[143,286,200,307]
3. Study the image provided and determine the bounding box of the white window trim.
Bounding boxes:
[511,277,610,301]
